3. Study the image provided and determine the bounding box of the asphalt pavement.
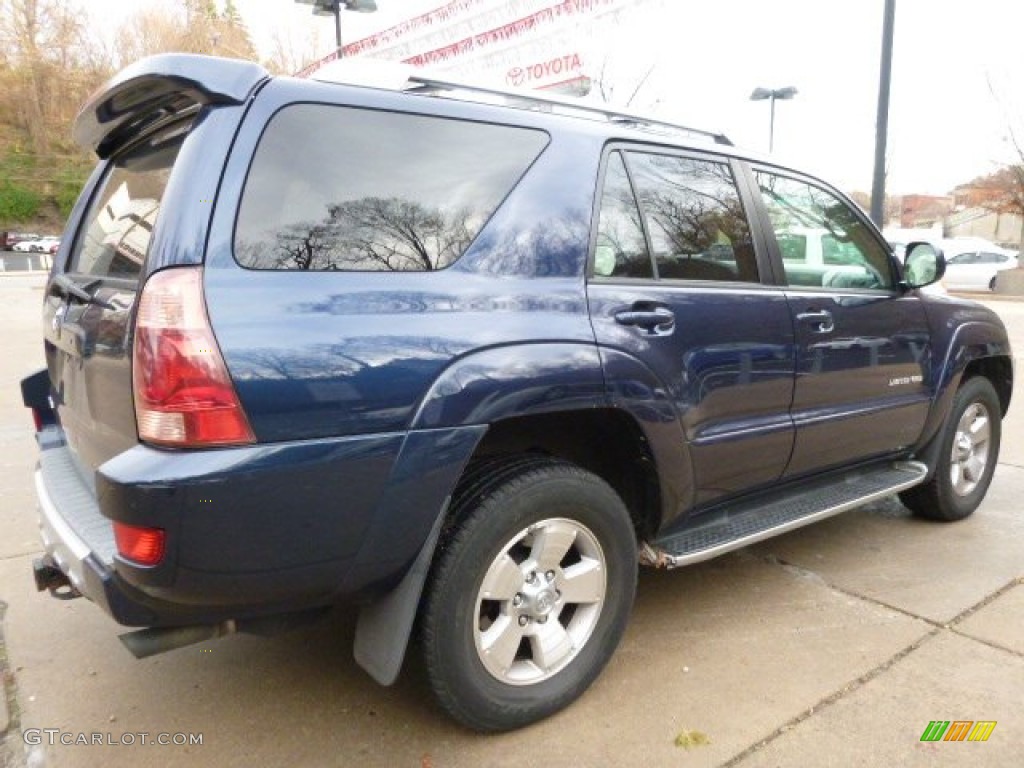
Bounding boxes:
[0,273,1021,767]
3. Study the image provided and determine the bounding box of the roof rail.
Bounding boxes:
[308,59,732,146]
[403,72,733,146]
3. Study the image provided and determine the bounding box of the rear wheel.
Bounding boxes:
[421,458,637,731]
[900,377,1001,521]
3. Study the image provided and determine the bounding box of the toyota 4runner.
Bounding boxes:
[21,54,1012,731]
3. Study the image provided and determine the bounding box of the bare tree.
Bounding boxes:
[113,0,257,68]
[264,26,327,75]
[984,75,1024,253]
[0,0,107,152]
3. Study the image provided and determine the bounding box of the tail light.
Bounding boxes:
[114,521,166,566]
[133,267,254,447]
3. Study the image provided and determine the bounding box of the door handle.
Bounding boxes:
[796,309,835,334]
[614,306,676,335]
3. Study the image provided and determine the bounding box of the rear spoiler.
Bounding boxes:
[74,54,270,158]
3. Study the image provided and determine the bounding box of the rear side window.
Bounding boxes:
[626,152,759,283]
[592,150,759,283]
[69,121,189,279]
[593,151,652,278]
[234,105,549,271]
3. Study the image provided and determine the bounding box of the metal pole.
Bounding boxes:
[769,94,776,152]
[870,0,896,227]
[333,1,343,58]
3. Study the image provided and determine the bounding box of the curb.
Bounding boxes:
[950,291,1024,303]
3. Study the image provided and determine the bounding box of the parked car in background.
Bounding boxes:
[1,232,40,250]
[12,238,41,252]
[30,236,60,253]
[887,237,1017,293]
[11,236,60,256]
[941,243,1018,291]
[774,226,881,288]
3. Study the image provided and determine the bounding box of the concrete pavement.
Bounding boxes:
[0,273,1021,767]
[0,253,50,275]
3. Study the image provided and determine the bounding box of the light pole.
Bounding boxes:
[870,0,896,227]
[295,0,378,59]
[750,86,798,152]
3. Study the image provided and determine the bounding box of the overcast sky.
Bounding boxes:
[85,0,1024,196]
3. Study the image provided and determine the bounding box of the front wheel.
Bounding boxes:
[900,376,1001,521]
[420,459,637,731]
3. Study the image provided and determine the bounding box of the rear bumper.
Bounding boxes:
[33,424,485,627]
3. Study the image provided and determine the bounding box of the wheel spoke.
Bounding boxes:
[969,415,990,446]
[965,455,985,483]
[529,619,574,672]
[529,521,578,573]
[480,614,526,672]
[480,553,523,600]
[950,461,964,492]
[558,558,604,604]
[957,406,977,434]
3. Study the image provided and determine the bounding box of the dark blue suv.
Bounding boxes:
[22,55,1012,731]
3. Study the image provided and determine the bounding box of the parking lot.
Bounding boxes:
[0,252,50,274]
[1,272,1021,767]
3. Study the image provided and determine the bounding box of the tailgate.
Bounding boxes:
[43,124,189,472]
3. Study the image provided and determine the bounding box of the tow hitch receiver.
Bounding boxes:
[33,556,80,600]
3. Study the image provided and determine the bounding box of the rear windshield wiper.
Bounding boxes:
[51,274,114,309]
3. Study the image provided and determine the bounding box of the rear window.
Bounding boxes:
[234,105,549,271]
[69,121,190,279]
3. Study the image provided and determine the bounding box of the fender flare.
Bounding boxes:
[597,347,693,527]
[913,320,1012,476]
[409,342,607,430]
[356,342,608,684]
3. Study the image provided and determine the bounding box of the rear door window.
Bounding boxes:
[69,121,190,279]
[593,151,653,278]
[234,105,549,271]
[626,152,760,283]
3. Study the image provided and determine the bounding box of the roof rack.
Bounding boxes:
[403,72,732,146]
[307,60,732,146]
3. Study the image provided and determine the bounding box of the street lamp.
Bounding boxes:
[749,86,798,152]
[295,0,378,59]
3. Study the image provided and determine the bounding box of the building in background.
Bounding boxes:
[945,207,1023,248]
[297,0,658,96]
[889,194,953,230]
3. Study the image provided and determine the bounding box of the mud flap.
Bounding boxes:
[353,502,447,685]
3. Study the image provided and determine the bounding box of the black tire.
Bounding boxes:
[421,458,637,731]
[900,377,1001,521]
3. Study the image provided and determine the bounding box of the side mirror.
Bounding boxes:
[902,241,946,289]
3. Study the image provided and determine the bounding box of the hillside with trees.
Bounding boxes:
[0,0,283,233]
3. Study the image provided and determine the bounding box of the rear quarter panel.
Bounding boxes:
[203,80,605,442]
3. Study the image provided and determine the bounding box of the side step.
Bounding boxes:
[640,461,927,569]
